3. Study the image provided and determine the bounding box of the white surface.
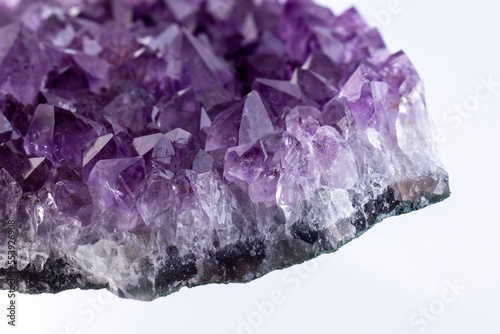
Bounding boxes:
[2,0,500,333]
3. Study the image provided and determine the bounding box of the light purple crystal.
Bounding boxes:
[0,0,449,300]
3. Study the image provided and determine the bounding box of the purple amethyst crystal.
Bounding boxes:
[0,0,449,300]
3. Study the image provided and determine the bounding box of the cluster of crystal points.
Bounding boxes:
[0,0,449,300]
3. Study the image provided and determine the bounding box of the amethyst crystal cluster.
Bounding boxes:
[0,0,449,300]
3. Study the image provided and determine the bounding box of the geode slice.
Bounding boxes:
[0,0,449,300]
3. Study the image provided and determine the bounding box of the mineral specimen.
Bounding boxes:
[0,0,449,300]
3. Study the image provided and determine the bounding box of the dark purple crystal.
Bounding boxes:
[0,0,449,300]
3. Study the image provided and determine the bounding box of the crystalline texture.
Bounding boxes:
[0,0,449,300]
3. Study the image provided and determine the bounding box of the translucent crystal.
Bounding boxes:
[0,0,449,300]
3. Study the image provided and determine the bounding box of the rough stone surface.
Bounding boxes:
[0,0,449,300]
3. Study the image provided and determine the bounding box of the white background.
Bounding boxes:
[2,0,500,333]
